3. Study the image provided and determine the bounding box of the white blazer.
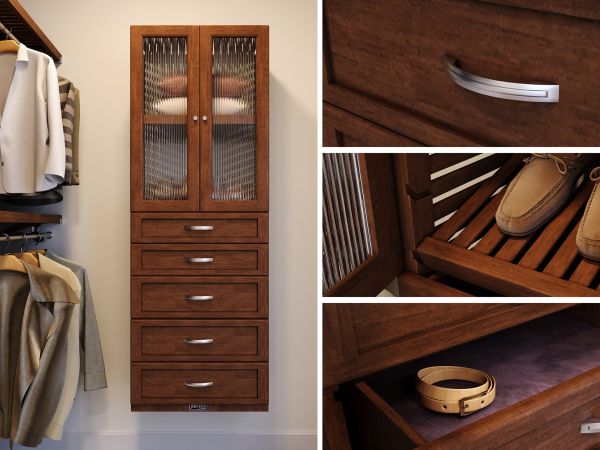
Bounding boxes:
[0,44,65,193]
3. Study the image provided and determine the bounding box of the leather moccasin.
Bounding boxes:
[496,154,593,236]
[577,167,600,261]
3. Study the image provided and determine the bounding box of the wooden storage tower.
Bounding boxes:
[130,26,269,412]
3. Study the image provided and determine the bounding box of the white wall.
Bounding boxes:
[7,1,317,448]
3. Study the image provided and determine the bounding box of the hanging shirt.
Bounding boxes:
[0,44,65,193]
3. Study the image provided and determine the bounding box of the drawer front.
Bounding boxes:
[131,244,268,275]
[131,363,268,405]
[131,276,268,318]
[131,213,268,243]
[131,319,268,361]
[325,0,600,146]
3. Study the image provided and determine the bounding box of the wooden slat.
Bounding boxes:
[518,184,592,270]
[543,223,581,279]
[494,235,532,262]
[570,259,600,287]
[431,153,509,197]
[396,272,472,297]
[473,225,505,255]
[434,155,525,242]
[451,193,502,248]
[428,153,478,174]
[418,237,598,297]
[433,182,482,221]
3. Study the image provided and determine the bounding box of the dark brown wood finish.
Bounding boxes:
[131,363,268,406]
[132,213,268,243]
[131,276,268,319]
[200,26,269,212]
[130,25,269,412]
[131,319,268,361]
[325,154,403,297]
[0,0,62,62]
[131,243,268,276]
[324,0,600,146]
[131,26,200,212]
[324,304,600,449]
[323,303,573,389]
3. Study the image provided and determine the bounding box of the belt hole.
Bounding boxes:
[443,405,447,409]
[481,400,484,404]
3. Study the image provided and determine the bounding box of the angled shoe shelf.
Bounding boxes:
[416,156,600,297]
[323,153,600,297]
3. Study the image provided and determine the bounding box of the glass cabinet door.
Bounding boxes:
[131,27,199,211]
[200,27,268,212]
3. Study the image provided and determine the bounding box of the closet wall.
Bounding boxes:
[12,1,316,449]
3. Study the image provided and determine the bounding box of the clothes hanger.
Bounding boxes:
[0,233,26,273]
[15,233,40,267]
[0,31,19,54]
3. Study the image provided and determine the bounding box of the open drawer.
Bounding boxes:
[339,311,600,449]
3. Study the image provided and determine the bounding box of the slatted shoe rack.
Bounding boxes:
[323,153,600,297]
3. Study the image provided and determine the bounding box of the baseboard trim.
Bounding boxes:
[8,431,316,450]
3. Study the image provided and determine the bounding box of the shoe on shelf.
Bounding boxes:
[496,153,594,236]
[577,167,600,261]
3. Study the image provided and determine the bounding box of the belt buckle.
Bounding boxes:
[458,393,485,417]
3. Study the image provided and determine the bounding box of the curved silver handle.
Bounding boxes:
[184,295,214,302]
[581,420,600,434]
[444,56,559,103]
[185,257,214,264]
[184,338,214,345]
[185,225,214,231]
[184,381,213,388]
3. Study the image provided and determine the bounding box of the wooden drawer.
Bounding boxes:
[131,363,268,406]
[338,312,600,449]
[131,319,268,361]
[131,276,268,318]
[324,0,600,146]
[131,213,268,243]
[131,244,268,276]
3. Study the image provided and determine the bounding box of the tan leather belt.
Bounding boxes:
[416,366,496,416]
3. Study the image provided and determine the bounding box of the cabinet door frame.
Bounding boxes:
[199,25,269,212]
[130,25,201,212]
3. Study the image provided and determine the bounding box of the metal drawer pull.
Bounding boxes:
[186,257,214,264]
[581,421,600,434]
[184,338,214,345]
[184,295,214,302]
[185,225,214,231]
[444,56,559,103]
[184,381,213,388]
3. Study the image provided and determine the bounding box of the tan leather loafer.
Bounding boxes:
[577,167,600,261]
[496,154,592,236]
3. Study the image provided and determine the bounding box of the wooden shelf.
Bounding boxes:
[144,115,255,125]
[417,157,600,296]
[0,210,61,224]
[0,0,62,63]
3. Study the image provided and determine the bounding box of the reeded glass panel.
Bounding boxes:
[143,37,188,200]
[211,37,257,201]
[322,154,374,294]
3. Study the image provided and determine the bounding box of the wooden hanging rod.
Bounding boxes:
[0,0,62,63]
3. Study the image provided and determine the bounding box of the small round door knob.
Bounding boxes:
[192,115,198,121]
[202,115,208,121]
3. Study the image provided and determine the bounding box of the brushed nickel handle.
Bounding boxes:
[184,338,214,345]
[185,225,214,231]
[186,257,214,264]
[184,295,214,302]
[581,421,600,434]
[444,56,559,103]
[184,381,213,388]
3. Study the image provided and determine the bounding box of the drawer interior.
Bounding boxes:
[342,310,600,446]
